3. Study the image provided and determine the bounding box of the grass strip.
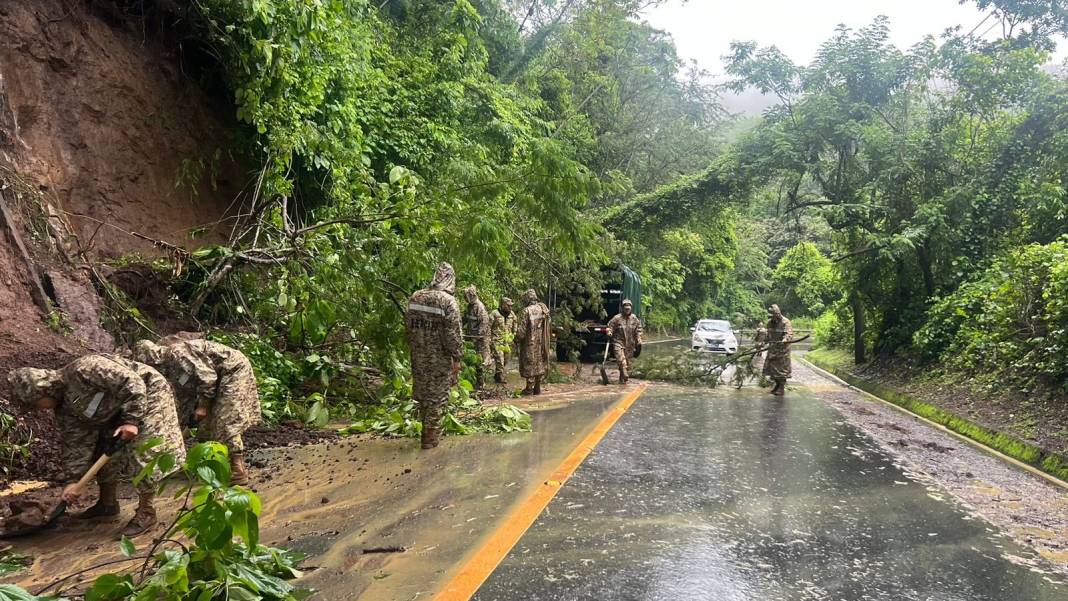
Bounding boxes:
[805,349,1068,483]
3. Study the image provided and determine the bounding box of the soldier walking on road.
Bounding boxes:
[762,304,793,396]
[134,338,261,485]
[489,297,517,384]
[405,263,463,449]
[606,299,643,384]
[515,289,551,396]
[8,355,186,536]
[462,285,493,391]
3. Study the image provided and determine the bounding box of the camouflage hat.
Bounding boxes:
[622,299,633,307]
[430,262,456,295]
[521,289,538,306]
[7,368,63,405]
[463,285,478,302]
[501,297,513,306]
[132,340,166,366]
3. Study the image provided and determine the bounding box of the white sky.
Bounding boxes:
[643,0,1067,112]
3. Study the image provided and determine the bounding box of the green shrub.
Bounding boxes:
[914,237,1068,389]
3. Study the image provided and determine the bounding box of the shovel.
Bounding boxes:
[599,339,612,385]
[0,438,126,539]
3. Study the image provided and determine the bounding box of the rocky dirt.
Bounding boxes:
[797,358,1068,578]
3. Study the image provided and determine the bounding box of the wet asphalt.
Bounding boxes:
[474,384,1068,600]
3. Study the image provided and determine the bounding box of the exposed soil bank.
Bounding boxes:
[796,356,1068,577]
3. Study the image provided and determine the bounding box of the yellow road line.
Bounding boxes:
[433,382,650,601]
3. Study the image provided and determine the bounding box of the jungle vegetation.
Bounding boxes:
[99,0,1068,415]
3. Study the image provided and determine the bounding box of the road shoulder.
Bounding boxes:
[795,357,1068,577]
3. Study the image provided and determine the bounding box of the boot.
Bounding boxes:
[77,482,120,519]
[532,377,542,396]
[494,371,506,384]
[521,380,534,396]
[121,491,157,537]
[772,379,786,396]
[619,369,626,384]
[230,452,250,486]
[421,424,441,450]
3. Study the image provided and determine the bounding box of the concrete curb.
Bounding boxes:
[798,356,1068,492]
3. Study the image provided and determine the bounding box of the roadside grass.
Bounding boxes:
[805,349,1068,483]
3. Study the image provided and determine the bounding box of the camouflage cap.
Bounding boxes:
[430,262,456,295]
[132,340,166,366]
[521,289,538,306]
[622,299,633,307]
[501,297,513,306]
[463,285,478,302]
[7,368,63,405]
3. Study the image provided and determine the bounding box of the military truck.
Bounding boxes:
[549,264,643,361]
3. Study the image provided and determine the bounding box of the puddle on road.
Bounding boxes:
[476,385,1068,601]
[3,386,626,600]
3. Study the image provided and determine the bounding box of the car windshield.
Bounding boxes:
[697,321,731,332]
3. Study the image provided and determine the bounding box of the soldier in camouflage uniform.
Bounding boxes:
[606,299,643,384]
[762,304,793,396]
[405,263,463,449]
[462,285,493,391]
[8,355,185,536]
[134,338,261,485]
[515,289,551,396]
[489,297,517,384]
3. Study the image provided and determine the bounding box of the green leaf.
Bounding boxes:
[389,165,407,185]
[119,536,136,557]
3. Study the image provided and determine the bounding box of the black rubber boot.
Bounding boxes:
[532,377,542,396]
[772,379,786,396]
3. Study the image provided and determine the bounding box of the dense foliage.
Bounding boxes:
[110,0,1068,412]
[714,1,1068,395]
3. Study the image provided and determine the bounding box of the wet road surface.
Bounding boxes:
[474,384,1067,600]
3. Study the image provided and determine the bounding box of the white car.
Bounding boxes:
[691,319,738,354]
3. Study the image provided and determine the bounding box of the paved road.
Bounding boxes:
[474,382,1067,600]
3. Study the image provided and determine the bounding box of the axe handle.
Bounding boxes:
[68,449,118,496]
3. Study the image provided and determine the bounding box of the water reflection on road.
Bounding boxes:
[475,385,1066,600]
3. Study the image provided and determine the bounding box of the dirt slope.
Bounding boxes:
[0,0,243,257]
[0,0,245,481]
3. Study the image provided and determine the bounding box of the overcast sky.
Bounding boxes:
[642,0,1067,113]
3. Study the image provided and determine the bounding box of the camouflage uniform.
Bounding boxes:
[515,289,551,395]
[406,263,463,449]
[98,355,187,489]
[606,301,643,383]
[762,305,793,395]
[7,354,184,535]
[134,338,260,485]
[462,286,493,390]
[136,339,261,452]
[489,298,517,383]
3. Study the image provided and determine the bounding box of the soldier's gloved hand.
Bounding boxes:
[113,424,139,441]
[61,483,84,504]
[194,407,209,422]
